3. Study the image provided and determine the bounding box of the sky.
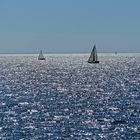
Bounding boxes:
[0,0,140,53]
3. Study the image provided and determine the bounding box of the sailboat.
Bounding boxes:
[38,50,46,60]
[88,45,99,63]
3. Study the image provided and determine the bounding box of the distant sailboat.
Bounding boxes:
[38,50,45,60]
[88,45,99,63]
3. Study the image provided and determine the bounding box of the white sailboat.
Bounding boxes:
[88,45,99,63]
[38,50,46,60]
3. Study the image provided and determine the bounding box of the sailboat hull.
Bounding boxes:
[38,58,46,60]
[88,61,99,63]
[38,50,46,60]
[88,45,99,64]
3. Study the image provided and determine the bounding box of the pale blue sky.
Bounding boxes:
[0,0,140,53]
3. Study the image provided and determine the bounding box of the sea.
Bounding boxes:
[0,53,140,140]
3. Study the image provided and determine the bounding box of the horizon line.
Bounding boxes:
[0,52,140,54]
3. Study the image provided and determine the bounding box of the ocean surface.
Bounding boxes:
[0,53,140,140]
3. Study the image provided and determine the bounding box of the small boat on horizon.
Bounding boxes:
[38,50,46,60]
[88,45,99,63]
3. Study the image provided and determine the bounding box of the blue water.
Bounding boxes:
[0,54,140,139]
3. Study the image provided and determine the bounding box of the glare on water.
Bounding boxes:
[0,53,140,139]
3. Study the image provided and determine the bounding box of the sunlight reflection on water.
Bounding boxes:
[0,54,140,139]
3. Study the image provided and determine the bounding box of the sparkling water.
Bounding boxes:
[0,53,140,139]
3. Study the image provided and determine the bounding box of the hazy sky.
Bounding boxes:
[0,0,140,53]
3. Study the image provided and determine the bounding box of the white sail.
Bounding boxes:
[88,45,99,63]
[38,50,45,60]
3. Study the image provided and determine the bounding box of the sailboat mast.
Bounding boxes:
[88,44,99,63]
[38,50,45,60]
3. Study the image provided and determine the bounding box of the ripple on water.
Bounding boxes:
[0,54,140,139]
